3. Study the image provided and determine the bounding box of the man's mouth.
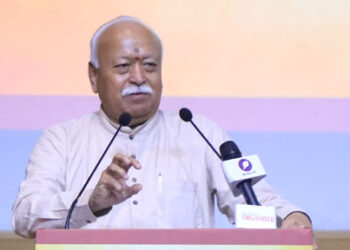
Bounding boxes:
[129,92,147,96]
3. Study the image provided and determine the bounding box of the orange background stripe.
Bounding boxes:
[1,0,349,97]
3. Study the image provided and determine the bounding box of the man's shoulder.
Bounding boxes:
[159,109,224,130]
[158,109,227,140]
[158,109,230,154]
[45,110,100,134]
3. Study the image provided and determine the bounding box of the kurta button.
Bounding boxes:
[133,200,138,205]
[131,177,137,183]
[131,154,136,159]
[129,135,134,140]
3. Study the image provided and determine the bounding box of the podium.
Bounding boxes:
[36,228,313,249]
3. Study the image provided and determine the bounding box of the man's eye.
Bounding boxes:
[115,63,130,68]
[113,64,130,73]
[144,62,156,66]
[143,62,157,71]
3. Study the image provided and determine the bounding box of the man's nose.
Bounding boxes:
[129,63,146,86]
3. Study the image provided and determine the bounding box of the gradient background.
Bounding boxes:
[1,0,349,231]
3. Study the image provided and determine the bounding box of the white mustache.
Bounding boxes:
[121,85,153,97]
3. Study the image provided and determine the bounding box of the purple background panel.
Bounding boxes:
[161,97,350,132]
[1,95,350,131]
[0,95,99,130]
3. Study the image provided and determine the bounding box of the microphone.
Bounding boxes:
[220,140,266,206]
[179,107,265,206]
[179,109,274,227]
[179,108,222,160]
[65,112,131,229]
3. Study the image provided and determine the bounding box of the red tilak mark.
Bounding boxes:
[134,56,140,61]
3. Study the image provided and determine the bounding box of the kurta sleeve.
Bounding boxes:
[12,125,96,238]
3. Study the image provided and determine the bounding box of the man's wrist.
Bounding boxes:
[92,206,112,217]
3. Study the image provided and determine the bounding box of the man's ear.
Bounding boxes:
[88,62,98,93]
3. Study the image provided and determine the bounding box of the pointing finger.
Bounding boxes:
[113,153,142,171]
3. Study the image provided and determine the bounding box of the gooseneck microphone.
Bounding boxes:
[179,108,222,160]
[65,112,131,229]
[220,141,260,206]
[179,107,262,206]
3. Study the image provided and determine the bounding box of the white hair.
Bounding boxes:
[90,16,163,68]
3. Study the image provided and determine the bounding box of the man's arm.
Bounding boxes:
[12,125,142,237]
[12,127,96,238]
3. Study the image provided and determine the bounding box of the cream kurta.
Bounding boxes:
[12,109,303,238]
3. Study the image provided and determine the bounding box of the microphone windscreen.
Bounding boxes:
[220,140,242,160]
[179,108,193,122]
[119,113,131,126]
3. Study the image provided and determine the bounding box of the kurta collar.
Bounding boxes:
[98,107,160,138]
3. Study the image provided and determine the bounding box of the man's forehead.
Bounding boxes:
[102,22,154,42]
[99,28,160,55]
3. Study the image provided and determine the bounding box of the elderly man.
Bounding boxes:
[12,16,312,238]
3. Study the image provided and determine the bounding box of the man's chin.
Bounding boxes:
[127,108,157,127]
